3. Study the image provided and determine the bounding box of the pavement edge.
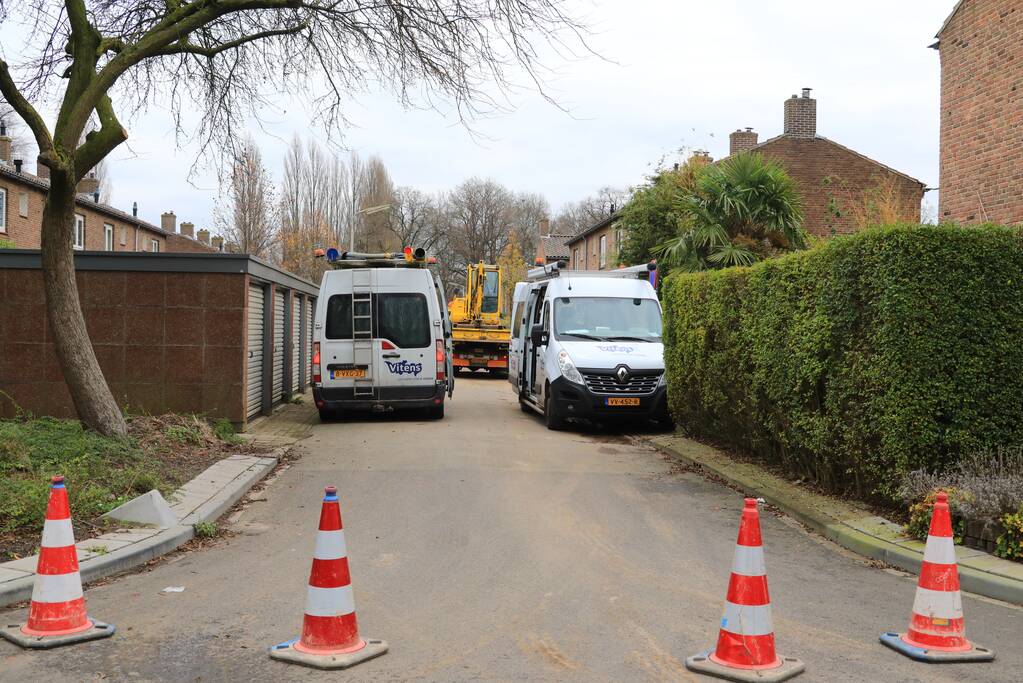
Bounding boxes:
[0,447,287,608]
[647,434,1023,606]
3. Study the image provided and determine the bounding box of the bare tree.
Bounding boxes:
[216,136,277,257]
[358,155,395,251]
[0,1,586,435]
[509,192,549,261]
[552,186,626,235]
[447,177,515,267]
[389,187,442,253]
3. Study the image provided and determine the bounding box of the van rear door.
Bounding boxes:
[373,270,436,395]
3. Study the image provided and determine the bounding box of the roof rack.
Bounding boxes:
[322,248,436,269]
[526,260,656,282]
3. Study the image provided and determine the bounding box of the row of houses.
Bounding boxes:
[541,0,1020,271]
[0,129,220,255]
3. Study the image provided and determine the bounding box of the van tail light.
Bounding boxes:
[312,342,321,383]
[436,340,446,382]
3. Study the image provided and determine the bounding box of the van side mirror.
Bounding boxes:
[530,324,548,346]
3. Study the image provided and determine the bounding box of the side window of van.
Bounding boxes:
[541,302,550,332]
[325,294,353,339]
[511,301,523,337]
[377,293,431,348]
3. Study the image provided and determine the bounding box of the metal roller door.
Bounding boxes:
[246,284,264,418]
[306,298,315,386]
[291,295,300,394]
[272,289,285,403]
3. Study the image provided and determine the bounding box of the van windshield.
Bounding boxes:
[553,297,662,342]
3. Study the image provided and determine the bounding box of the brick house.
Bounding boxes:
[534,218,575,265]
[932,1,1023,225]
[0,129,216,254]
[565,214,622,270]
[726,89,926,236]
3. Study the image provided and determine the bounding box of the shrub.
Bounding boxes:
[996,507,1023,560]
[905,489,967,543]
[662,223,1023,503]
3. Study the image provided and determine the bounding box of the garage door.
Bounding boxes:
[246,284,264,418]
[272,289,285,403]
[291,294,301,395]
[306,298,315,386]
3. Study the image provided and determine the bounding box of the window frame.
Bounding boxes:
[73,213,85,250]
[0,186,7,233]
[119,225,127,246]
[18,192,28,219]
[151,238,160,253]
[573,248,580,270]
[104,223,114,251]
[599,234,607,268]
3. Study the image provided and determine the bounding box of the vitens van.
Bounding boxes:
[508,262,668,430]
[312,250,454,420]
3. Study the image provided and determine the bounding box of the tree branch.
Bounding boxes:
[73,94,128,180]
[0,60,54,155]
[155,23,309,58]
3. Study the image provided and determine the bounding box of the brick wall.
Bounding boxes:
[756,137,924,236]
[938,1,1023,225]
[0,269,247,422]
[784,90,817,139]
[567,222,624,270]
[0,176,166,252]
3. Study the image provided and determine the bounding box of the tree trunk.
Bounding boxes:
[41,167,128,437]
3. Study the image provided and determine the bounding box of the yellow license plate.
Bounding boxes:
[331,368,366,379]
[606,397,640,406]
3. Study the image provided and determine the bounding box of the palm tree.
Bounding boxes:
[655,153,805,271]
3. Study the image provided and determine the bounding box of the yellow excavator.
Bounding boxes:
[448,262,510,374]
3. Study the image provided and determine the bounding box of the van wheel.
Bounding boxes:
[427,403,445,420]
[544,390,566,431]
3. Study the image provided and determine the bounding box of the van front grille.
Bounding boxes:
[582,370,661,395]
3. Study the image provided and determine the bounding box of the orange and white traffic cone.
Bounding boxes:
[0,476,115,649]
[269,485,388,670]
[880,491,995,663]
[685,498,804,682]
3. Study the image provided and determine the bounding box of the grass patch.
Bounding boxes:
[193,520,219,539]
[0,414,260,561]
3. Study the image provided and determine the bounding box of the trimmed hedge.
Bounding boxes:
[661,224,1023,502]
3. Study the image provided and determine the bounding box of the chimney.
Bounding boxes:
[161,211,176,233]
[0,121,10,164]
[36,162,50,180]
[197,228,211,245]
[783,88,817,139]
[211,236,225,252]
[691,149,713,164]
[729,127,759,155]
[132,201,138,217]
[538,218,550,237]
[180,221,195,238]
[13,159,22,173]
[77,171,99,196]
[92,190,99,203]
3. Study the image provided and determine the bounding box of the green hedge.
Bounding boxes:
[661,224,1023,502]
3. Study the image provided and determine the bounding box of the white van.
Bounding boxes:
[508,262,667,430]
[312,252,454,420]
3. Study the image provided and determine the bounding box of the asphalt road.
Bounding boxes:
[2,377,1020,682]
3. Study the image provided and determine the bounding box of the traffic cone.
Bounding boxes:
[685,498,804,682]
[0,476,115,649]
[880,491,995,662]
[269,485,388,670]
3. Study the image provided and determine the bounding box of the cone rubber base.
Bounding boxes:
[685,649,805,682]
[269,637,388,670]
[1,619,115,650]
[879,632,995,663]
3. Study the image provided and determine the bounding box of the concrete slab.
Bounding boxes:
[102,490,178,528]
[95,530,159,544]
[960,554,1023,580]
[0,567,32,583]
[846,515,911,542]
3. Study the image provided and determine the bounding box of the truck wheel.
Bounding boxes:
[544,390,566,431]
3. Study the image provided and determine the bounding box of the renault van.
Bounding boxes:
[312,252,454,420]
[508,262,667,429]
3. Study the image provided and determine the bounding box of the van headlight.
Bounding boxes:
[557,350,584,384]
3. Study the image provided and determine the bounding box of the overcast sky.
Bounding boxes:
[2,1,958,230]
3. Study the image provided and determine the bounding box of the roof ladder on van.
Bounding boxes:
[352,270,375,398]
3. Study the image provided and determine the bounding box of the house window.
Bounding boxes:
[151,238,160,253]
[615,229,623,257]
[104,223,114,251]
[599,234,607,269]
[119,225,127,246]
[573,248,580,270]
[73,214,85,250]
[0,187,6,232]
[18,192,28,218]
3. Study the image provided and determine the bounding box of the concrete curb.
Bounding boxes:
[648,435,1023,606]
[0,449,285,608]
